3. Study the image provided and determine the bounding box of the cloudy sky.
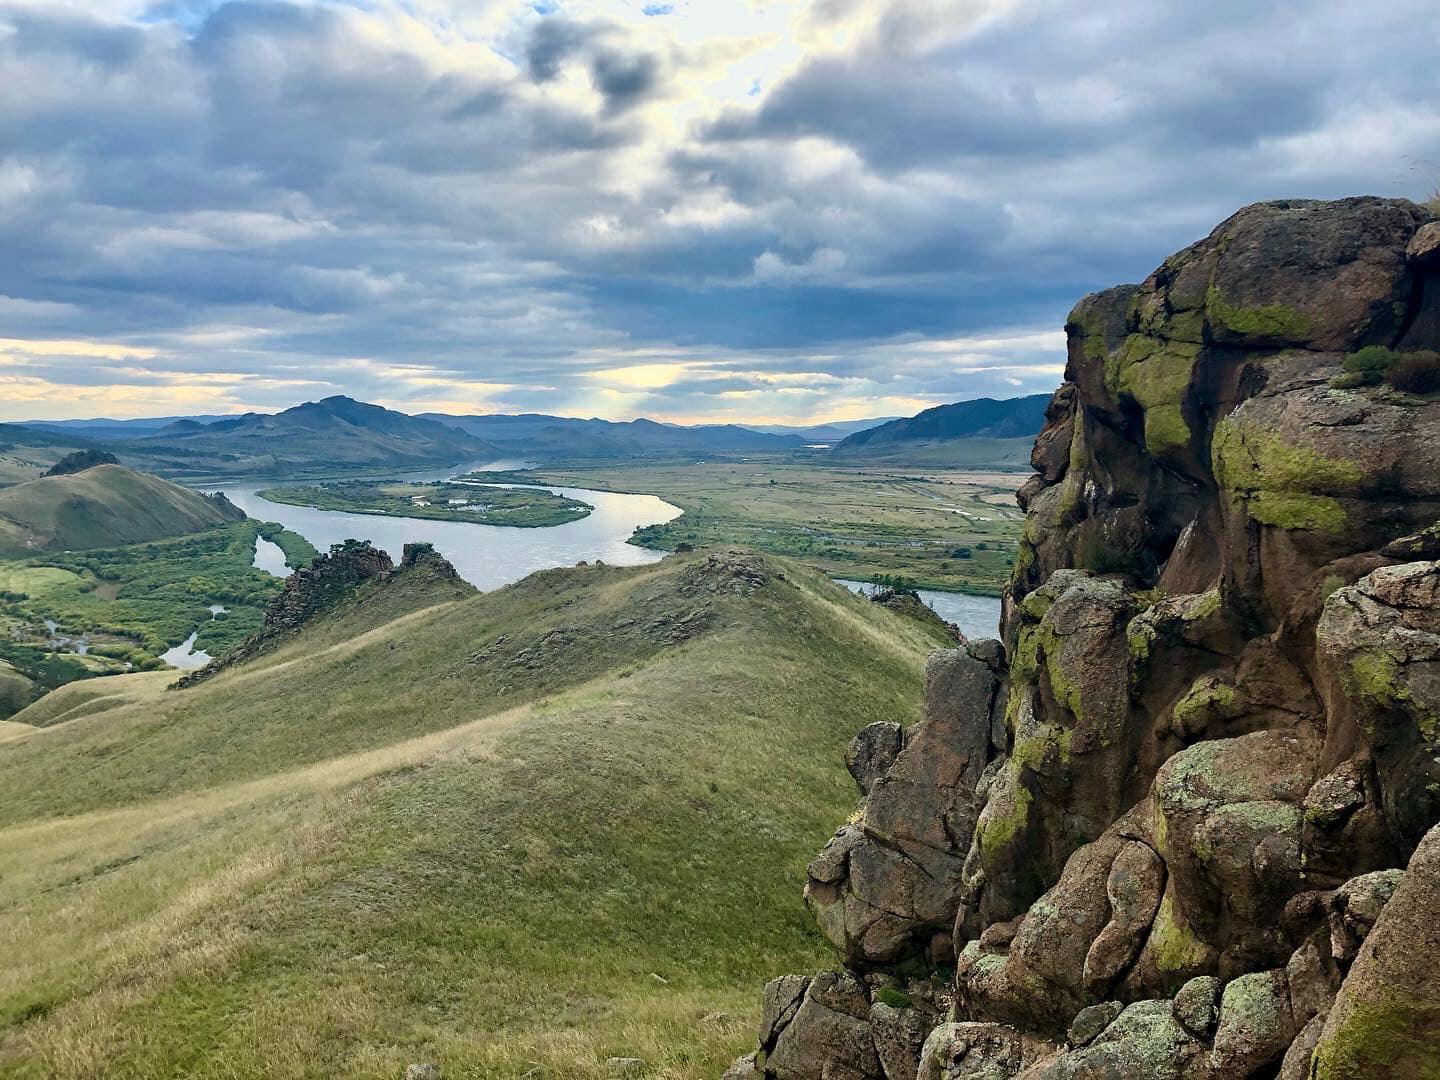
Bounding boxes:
[1,0,1437,423]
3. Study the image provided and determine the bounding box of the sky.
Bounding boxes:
[1,0,1438,424]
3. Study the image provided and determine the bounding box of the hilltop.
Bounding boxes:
[0,546,953,1077]
[0,463,245,557]
[727,197,1440,1078]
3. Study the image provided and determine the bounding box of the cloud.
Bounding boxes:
[0,0,1437,423]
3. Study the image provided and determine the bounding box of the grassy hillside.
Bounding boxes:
[0,464,244,558]
[0,425,89,487]
[0,550,950,1078]
[0,661,33,721]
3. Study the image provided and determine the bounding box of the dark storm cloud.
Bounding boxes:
[1,0,1438,422]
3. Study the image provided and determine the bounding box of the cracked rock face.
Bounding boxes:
[733,197,1440,1080]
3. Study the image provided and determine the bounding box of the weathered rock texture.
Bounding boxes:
[729,198,1440,1080]
[177,539,465,686]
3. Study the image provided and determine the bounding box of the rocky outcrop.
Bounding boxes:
[730,198,1440,1080]
[177,540,400,686]
[42,449,120,476]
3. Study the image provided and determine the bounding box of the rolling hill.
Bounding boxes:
[0,463,246,557]
[0,424,92,487]
[120,397,497,479]
[0,547,949,1078]
[831,394,1050,465]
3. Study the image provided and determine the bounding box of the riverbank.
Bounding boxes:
[495,458,1026,594]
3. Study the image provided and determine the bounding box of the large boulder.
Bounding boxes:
[806,643,1005,967]
[1316,562,1440,850]
[1311,824,1440,1078]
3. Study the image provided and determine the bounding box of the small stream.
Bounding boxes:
[160,605,228,671]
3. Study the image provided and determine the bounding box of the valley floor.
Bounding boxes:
[0,551,949,1078]
[508,458,1027,594]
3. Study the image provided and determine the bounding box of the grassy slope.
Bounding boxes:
[523,459,1026,594]
[0,465,242,557]
[0,661,33,720]
[0,550,949,1079]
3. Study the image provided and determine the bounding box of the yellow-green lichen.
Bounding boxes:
[1212,418,1365,496]
[1171,677,1235,731]
[1012,725,1075,772]
[1246,491,1349,533]
[1185,588,1221,622]
[1312,988,1440,1080]
[1149,893,1213,975]
[1206,284,1319,343]
[1344,653,1439,745]
[978,767,1034,857]
[1128,620,1156,665]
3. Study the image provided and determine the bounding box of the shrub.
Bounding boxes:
[1332,347,1440,394]
[1341,345,1398,385]
[1386,350,1440,394]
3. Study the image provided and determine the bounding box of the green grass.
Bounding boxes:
[257,480,592,528]
[0,521,316,696]
[507,459,1026,595]
[0,661,32,720]
[0,464,243,557]
[0,550,948,1078]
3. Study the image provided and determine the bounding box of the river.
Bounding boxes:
[213,470,684,592]
[206,468,1003,639]
[834,580,1002,642]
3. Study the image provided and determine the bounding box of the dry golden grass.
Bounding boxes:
[0,551,948,1078]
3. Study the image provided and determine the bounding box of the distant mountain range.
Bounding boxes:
[831,395,1050,464]
[421,412,808,458]
[114,397,499,479]
[4,393,1051,480]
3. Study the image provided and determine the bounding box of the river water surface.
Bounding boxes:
[208,468,1003,639]
[215,471,683,591]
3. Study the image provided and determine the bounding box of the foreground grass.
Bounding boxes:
[512,458,1026,594]
[0,550,948,1077]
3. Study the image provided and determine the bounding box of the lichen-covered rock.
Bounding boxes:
[847,722,906,796]
[734,196,1440,1080]
[1171,976,1221,1038]
[1066,1002,1122,1048]
[765,972,880,1080]
[869,1000,931,1080]
[1311,824,1440,1077]
[806,642,1004,966]
[1276,1014,1326,1080]
[1209,969,1296,1076]
[722,1052,762,1080]
[1327,869,1404,967]
[1316,562,1440,850]
[917,1022,1024,1080]
[1017,1000,1203,1080]
[760,974,811,1047]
